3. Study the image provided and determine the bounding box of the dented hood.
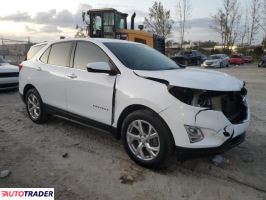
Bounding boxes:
[134,67,244,91]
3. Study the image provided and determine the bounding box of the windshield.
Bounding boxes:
[104,42,180,71]
[210,55,221,60]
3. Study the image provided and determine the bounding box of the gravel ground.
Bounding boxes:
[0,64,265,200]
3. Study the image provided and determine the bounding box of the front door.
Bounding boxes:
[66,41,116,125]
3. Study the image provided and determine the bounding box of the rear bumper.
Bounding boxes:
[0,82,19,90]
[176,132,245,160]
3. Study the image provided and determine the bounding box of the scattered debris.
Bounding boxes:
[120,174,134,184]
[62,153,69,158]
[211,155,229,166]
[0,169,11,178]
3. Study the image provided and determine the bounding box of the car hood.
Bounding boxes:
[0,63,19,72]
[134,67,244,91]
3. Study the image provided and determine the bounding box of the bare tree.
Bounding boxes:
[176,0,192,49]
[144,1,174,37]
[262,0,266,35]
[249,0,261,45]
[240,9,250,46]
[212,0,241,49]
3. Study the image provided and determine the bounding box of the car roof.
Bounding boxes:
[45,37,135,45]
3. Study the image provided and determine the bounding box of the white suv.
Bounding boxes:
[19,38,250,168]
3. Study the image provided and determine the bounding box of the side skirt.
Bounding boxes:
[44,104,118,138]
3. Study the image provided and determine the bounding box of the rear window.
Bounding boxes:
[48,42,72,66]
[27,44,46,60]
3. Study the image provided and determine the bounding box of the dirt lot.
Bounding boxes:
[0,64,266,200]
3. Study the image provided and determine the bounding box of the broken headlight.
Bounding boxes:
[168,86,193,105]
[168,86,212,108]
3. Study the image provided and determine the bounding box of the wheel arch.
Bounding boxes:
[115,104,174,145]
[23,84,36,101]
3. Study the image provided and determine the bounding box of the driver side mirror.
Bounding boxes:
[86,62,117,76]
[86,62,117,75]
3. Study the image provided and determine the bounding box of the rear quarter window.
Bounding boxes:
[27,44,46,60]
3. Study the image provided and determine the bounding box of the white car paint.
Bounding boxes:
[134,67,243,91]
[19,38,250,155]
[201,54,230,68]
[0,61,19,90]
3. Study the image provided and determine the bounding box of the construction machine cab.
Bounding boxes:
[82,8,165,54]
[84,8,128,38]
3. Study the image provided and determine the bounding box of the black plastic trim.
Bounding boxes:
[0,72,19,78]
[0,83,18,89]
[176,132,246,160]
[44,104,117,135]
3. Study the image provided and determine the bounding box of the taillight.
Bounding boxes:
[18,63,23,71]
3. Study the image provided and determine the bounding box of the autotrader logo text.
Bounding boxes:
[0,188,54,200]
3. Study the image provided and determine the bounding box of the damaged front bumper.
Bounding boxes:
[159,97,250,157]
[175,132,246,160]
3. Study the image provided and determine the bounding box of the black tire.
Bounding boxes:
[121,109,174,168]
[25,88,48,124]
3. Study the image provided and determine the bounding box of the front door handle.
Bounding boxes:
[67,74,78,79]
[37,66,42,71]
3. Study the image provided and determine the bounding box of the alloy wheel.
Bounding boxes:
[27,93,41,120]
[126,120,160,161]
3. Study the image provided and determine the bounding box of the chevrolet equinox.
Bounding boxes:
[19,38,250,168]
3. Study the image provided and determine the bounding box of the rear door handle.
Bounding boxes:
[37,66,42,71]
[67,74,78,79]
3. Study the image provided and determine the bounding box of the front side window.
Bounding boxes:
[48,42,72,66]
[73,42,110,70]
[104,42,180,71]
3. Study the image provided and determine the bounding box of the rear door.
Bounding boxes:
[66,41,116,125]
[36,41,73,110]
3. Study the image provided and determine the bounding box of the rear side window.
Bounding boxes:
[48,42,72,66]
[73,42,109,70]
[27,44,46,60]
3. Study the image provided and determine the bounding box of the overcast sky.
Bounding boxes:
[0,0,261,43]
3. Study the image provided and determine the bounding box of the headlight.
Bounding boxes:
[168,86,193,104]
[168,86,212,108]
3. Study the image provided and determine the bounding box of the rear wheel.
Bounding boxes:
[25,88,48,124]
[121,109,174,168]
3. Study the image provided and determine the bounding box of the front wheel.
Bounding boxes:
[25,88,48,124]
[121,109,174,168]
